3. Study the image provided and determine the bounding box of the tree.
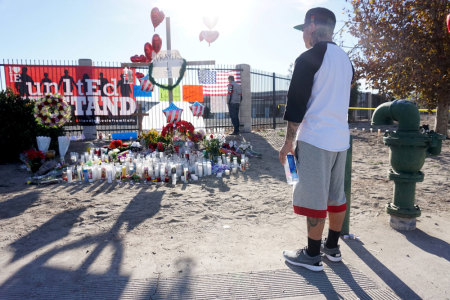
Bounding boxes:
[346,0,450,136]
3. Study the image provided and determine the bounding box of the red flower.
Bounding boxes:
[109,139,123,149]
[210,134,214,139]
[25,149,45,161]
[157,142,164,151]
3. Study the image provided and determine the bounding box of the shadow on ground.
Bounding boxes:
[0,188,165,299]
[400,228,450,262]
[344,239,421,299]
[0,191,40,219]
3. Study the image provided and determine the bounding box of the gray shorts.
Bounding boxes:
[292,141,347,218]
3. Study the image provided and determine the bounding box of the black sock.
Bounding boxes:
[307,237,321,257]
[325,229,341,249]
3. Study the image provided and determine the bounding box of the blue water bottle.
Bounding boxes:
[284,154,299,185]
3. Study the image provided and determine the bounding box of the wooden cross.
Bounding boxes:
[130,104,149,135]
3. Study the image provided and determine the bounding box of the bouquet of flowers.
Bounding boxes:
[21,149,45,173]
[161,121,195,142]
[141,129,160,149]
[188,130,206,144]
[203,133,225,159]
[160,121,195,152]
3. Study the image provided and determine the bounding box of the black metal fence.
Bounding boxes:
[0,59,247,135]
[8,58,432,136]
[250,69,290,129]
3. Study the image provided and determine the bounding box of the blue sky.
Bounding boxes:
[0,0,357,76]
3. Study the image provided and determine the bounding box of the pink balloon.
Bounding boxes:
[203,31,219,45]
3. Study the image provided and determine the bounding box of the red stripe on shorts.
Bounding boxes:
[293,205,327,218]
[327,203,347,213]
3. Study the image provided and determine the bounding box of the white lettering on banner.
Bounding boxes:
[76,80,84,96]
[104,97,118,115]
[44,82,58,94]
[74,97,87,115]
[26,82,41,96]
[63,79,73,95]
[120,97,137,115]
[70,96,135,116]
[104,78,118,96]
[85,79,101,96]
[22,96,135,117]
[85,97,95,116]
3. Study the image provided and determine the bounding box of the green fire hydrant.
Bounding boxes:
[371,100,445,230]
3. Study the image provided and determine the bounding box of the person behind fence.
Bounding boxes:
[227,75,242,135]
[278,7,353,271]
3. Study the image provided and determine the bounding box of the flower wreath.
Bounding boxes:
[148,59,187,91]
[34,93,72,128]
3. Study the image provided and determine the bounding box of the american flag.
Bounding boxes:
[198,70,241,96]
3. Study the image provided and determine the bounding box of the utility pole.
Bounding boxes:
[166,17,173,103]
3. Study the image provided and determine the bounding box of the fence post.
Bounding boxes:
[272,72,276,129]
[78,58,97,140]
[236,64,251,133]
[342,135,353,235]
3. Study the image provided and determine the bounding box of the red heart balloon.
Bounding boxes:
[151,7,165,30]
[130,55,139,62]
[135,72,145,79]
[203,31,219,45]
[144,42,153,61]
[152,34,162,54]
[138,55,147,62]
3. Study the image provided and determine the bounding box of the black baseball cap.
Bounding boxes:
[294,7,336,31]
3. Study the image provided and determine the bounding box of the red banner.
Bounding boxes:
[4,65,138,125]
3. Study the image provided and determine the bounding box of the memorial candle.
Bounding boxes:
[198,163,203,177]
[122,165,127,178]
[77,166,82,181]
[107,166,112,183]
[67,167,72,183]
[183,167,188,181]
[172,173,177,185]
[207,162,212,175]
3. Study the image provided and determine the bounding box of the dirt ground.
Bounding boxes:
[0,127,449,299]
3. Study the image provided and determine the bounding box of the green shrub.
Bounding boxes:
[0,89,65,163]
[0,89,37,163]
